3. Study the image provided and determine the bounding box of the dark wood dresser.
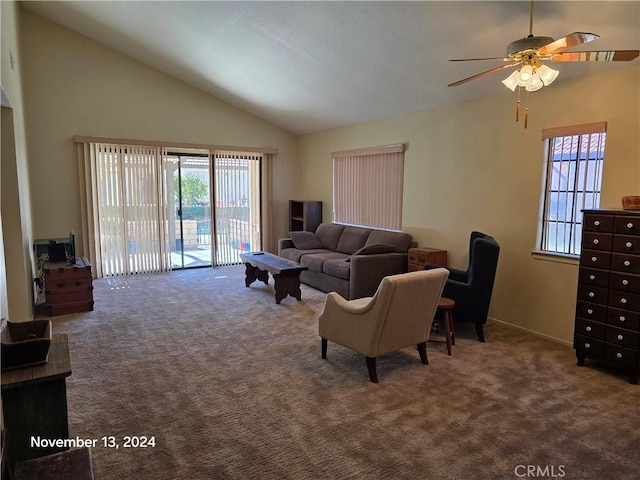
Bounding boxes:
[407,247,448,271]
[43,257,94,316]
[574,209,640,383]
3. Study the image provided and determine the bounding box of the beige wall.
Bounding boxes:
[1,1,34,322]
[297,66,640,344]
[19,9,298,259]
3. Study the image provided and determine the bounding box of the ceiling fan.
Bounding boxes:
[448,0,639,92]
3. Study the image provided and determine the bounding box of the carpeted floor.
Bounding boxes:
[44,266,639,479]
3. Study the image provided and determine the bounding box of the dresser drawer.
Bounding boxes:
[608,289,640,312]
[45,287,93,305]
[609,272,640,294]
[578,268,609,288]
[583,213,615,233]
[45,276,93,293]
[575,318,605,339]
[607,308,640,331]
[611,253,640,275]
[613,235,640,255]
[44,265,92,282]
[582,232,613,251]
[574,334,604,356]
[580,250,611,270]
[603,343,638,369]
[576,301,607,323]
[577,285,609,304]
[605,326,639,349]
[615,216,640,235]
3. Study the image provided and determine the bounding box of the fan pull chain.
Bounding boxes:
[515,88,521,122]
[524,90,530,129]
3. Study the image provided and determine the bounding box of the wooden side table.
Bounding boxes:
[1,334,72,467]
[408,247,447,271]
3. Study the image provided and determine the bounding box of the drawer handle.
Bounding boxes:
[56,282,65,288]
[586,326,592,332]
[620,316,626,322]
[591,256,598,262]
[75,280,82,286]
[628,222,634,229]
[594,220,600,226]
[622,279,629,286]
[617,334,624,340]
[617,352,623,359]
[587,309,593,314]
[589,274,595,280]
[593,239,599,245]
[626,242,633,248]
[589,292,595,298]
[624,260,631,267]
[585,343,591,348]
[620,298,627,304]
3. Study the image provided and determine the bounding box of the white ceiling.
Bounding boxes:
[23,1,640,134]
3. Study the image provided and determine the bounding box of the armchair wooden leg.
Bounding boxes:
[475,324,486,342]
[321,338,328,359]
[365,357,378,383]
[417,342,429,365]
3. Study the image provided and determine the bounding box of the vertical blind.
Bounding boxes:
[213,151,262,266]
[77,137,275,276]
[89,144,171,276]
[333,144,405,231]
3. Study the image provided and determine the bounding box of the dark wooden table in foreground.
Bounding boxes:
[239,252,309,304]
[1,334,71,467]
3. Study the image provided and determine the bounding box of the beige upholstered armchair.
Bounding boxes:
[319,269,449,383]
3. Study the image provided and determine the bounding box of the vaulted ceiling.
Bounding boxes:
[23,1,640,134]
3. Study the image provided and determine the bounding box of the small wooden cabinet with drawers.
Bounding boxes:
[408,247,448,271]
[43,257,94,316]
[574,209,640,383]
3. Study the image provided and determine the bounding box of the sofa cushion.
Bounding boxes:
[300,252,349,272]
[289,231,323,250]
[336,226,370,254]
[315,223,345,251]
[280,248,330,263]
[365,230,413,253]
[323,258,351,280]
[347,243,395,261]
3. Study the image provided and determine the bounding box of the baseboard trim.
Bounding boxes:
[488,316,573,347]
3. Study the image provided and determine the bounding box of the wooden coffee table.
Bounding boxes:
[239,252,309,304]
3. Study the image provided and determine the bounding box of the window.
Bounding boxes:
[332,144,405,231]
[539,122,607,256]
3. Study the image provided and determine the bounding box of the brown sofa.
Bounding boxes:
[277,223,413,300]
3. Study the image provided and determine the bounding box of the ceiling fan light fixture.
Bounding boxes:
[525,74,544,92]
[537,63,560,85]
[518,64,533,82]
[501,70,520,91]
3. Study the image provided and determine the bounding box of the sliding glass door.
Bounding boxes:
[165,151,262,269]
[166,154,212,269]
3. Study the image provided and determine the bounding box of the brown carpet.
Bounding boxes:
[44,266,639,479]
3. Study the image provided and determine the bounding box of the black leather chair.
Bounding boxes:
[424,232,500,342]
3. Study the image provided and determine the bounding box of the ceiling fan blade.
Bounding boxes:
[551,50,640,62]
[537,32,599,55]
[448,63,519,87]
[450,57,512,62]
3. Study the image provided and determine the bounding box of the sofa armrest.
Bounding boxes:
[278,238,294,255]
[349,253,408,299]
